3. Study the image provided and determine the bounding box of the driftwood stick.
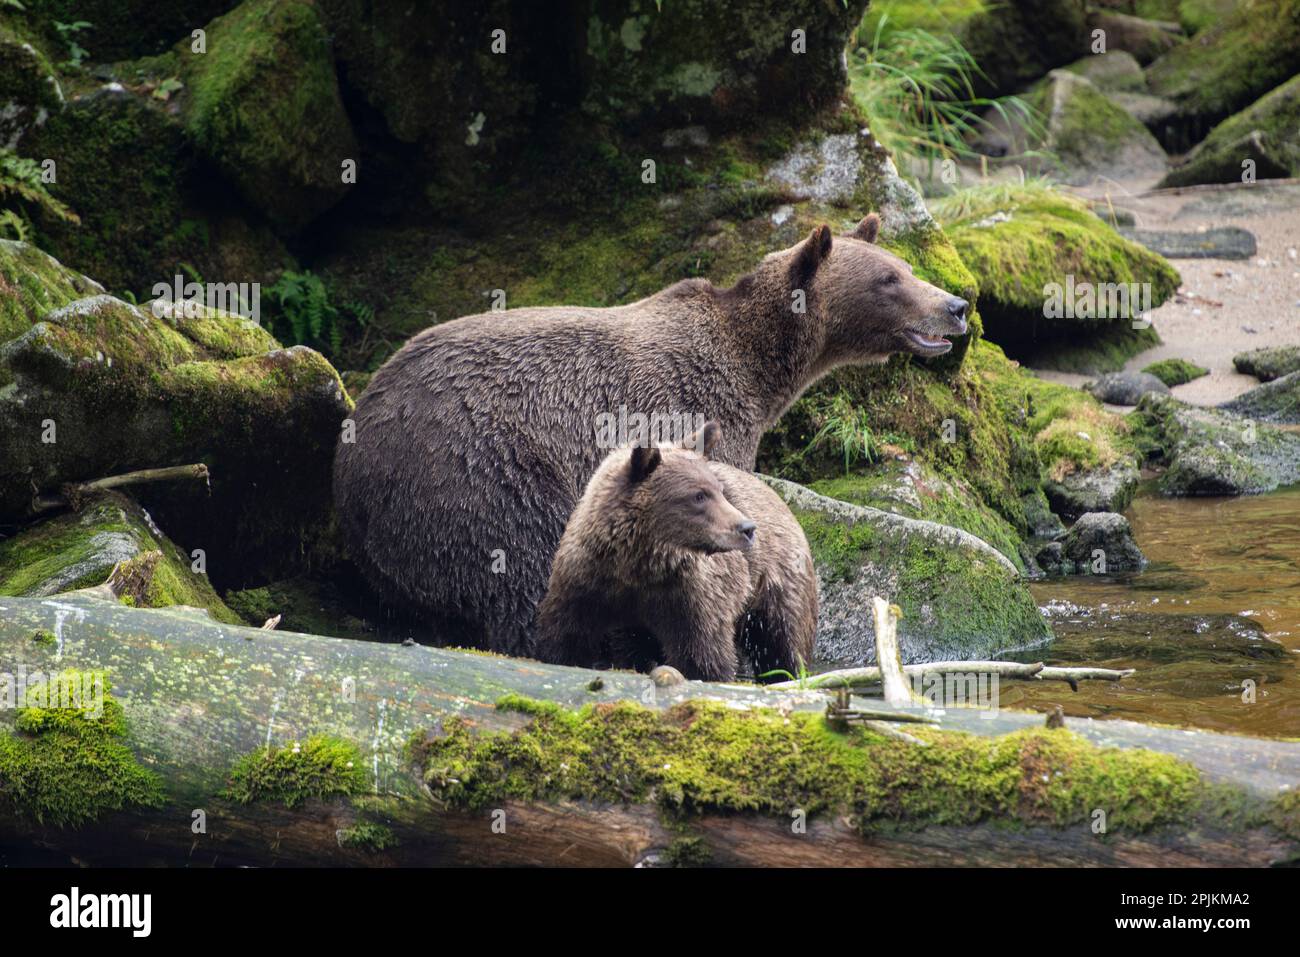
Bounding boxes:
[772,661,1133,691]
[31,463,210,512]
[872,597,918,706]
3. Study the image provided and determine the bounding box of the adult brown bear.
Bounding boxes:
[334,214,967,653]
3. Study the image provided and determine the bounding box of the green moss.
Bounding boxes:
[661,835,712,867]
[1147,0,1300,129]
[0,492,242,624]
[934,186,1179,371]
[793,502,1047,643]
[1160,73,1300,187]
[810,462,1024,567]
[410,696,1212,835]
[181,0,356,229]
[337,819,398,852]
[0,671,165,827]
[30,628,57,646]
[0,239,86,343]
[225,735,368,809]
[1142,358,1210,387]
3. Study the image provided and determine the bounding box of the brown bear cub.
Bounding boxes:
[534,423,817,682]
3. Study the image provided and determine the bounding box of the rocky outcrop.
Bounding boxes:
[1158,74,1300,187]
[764,478,1051,668]
[1233,345,1300,382]
[0,490,241,623]
[181,0,359,231]
[1045,461,1140,520]
[1147,0,1300,147]
[1058,511,1145,574]
[933,186,1179,372]
[0,239,350,582]
[1220,370,1300,424]
[1086,10,1181,65]
[1131,392,1300,495]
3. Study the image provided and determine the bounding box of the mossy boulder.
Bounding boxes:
[578,0,868,126]
[933,185,1180,372]
[0,240,350,583]
[179,0,358,231]
[1129,391,1300,495]
[1058,511,1146,573]
[0,490,241,624]
[0,14,63,151]
[1062,51,1147,93]
[1220,369,1300,424]
[1146,0,1300,147]
[764,478,1050,667]
[1233,344,1300,381]
[808,458,1026,570]
[1158,74,1300,187]
[955,0,1091,97]
[976,71,1167,186]
[1085,10,1182,66]
[21,83,295,296]
[1142,357,1209,386]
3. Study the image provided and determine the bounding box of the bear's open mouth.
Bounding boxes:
[903,329,954,356]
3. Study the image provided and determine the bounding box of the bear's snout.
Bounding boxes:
[736,519,757,548]
[946,296,969,335]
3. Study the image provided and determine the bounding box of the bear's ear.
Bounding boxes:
[686,420,723,459]
[628,445,662,483]
[853,213,881,244]
[791,224,832,286]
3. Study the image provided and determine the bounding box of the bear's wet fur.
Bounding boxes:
[534,423,818,681]
[334,213,968,654]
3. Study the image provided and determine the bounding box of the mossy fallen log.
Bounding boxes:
[0,591,1296,867]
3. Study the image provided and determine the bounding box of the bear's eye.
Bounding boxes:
[881,272,900,286]
[694,491,707,504]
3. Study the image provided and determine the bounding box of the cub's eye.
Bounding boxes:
[881,273,900,286]
[694,491,707,504]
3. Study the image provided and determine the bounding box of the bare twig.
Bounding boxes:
[31,464,210,513]
[772,660,1133,691]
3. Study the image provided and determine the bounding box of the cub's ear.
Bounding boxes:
[853,213,881,244]
[686,420,723,459]
[628,445,662,483]
[791,224,832,286]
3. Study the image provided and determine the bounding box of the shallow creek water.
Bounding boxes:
[1006,486,1300,738]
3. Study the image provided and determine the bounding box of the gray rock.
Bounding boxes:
[1220,369,1300,424]
[1119,226,1257,260]
[1086,371,1170,405]
[1021,489,1067,541]
[1060,512,1146,573]
[1133,392,1300,495]
[1085,10,1181,65]
[1045,461,1140,520]
[766,133,863,206]
[1233,345,1300,382]
[1062,51,1145,93]
[762,478,1051,668]
[1106,91,1179,129]
[1034,540,1065,575]
[974,70,1166,185]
